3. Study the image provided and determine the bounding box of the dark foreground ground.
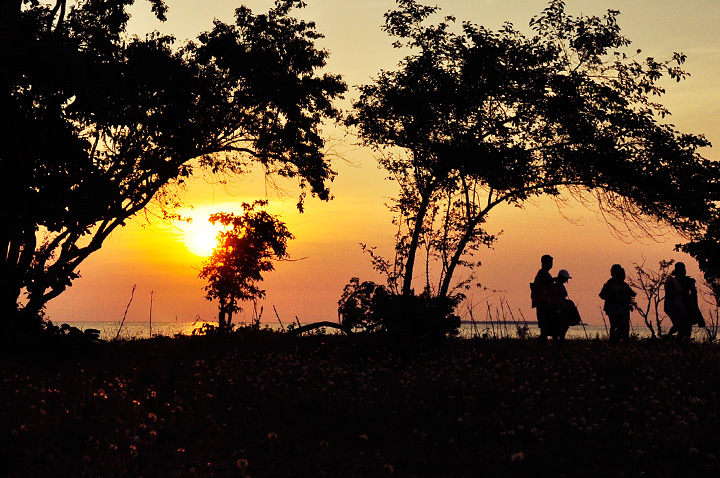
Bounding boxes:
[2,331,720,477]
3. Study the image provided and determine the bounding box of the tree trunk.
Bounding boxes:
[0,289,19,330]
[218,305,228,333]
[226,310,234,333]
[0,228,37,331]
[401,182,436,297]
[439,212,485,299]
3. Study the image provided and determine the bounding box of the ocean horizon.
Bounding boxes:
[56,319,698,342]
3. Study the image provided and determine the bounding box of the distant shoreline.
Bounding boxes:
[462,320,539,326]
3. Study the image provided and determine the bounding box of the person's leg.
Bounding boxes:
[680,320,693,339]
[667,316,678,337]
[537,306,548,342]
[559,320,569,340]
[608,315,619,343]
[548,307,560,340]
[621,315,630,341]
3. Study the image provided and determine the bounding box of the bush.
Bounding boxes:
[337,278,389,333]
[338,278,461,340]
[377,293,461,341]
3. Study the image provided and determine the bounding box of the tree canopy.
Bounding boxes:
[0,0,345,329]
[199,201,293,332]
[348,0,719,301]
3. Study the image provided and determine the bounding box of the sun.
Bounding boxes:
[186,225,222,257]
[180,214,225,257]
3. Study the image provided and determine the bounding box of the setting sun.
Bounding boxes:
[177,209,227,257]
[185,223,222,257]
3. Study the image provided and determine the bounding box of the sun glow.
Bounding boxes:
[178,210,226,257]
[186,224,222,257]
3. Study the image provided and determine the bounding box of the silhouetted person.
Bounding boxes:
[599,264,636,343]
[531,254,558,342]
[665,262,702,339]
[680,270,706,329]
[554,269,576,339]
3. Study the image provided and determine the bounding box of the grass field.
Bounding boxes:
[2,331,719,477]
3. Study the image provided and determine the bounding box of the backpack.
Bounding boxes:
[563,299,581,326]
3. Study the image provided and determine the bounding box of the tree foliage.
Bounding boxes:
[0,0,345,329]
[679,217,720,306]
[338,277,389,333]
[348,0,719,302]
[337,276,460,339]
[199,201,293,333]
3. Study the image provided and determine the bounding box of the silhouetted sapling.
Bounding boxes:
[199,201,292,333]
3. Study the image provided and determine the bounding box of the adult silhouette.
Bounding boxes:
[532,255,558,342]
[665,262,703,339]
[599,264,636,343]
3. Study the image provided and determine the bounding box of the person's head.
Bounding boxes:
[673,262,686,277]
[610,264,625,281]
[557,269,571,283]
[541,254,553,271]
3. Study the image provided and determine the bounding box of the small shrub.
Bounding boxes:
[337,278,389,333]
[516,324,531,340]
[338,278,461,341]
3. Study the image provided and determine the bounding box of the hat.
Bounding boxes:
[558,269,572,279]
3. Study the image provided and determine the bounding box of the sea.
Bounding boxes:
[59,319,708,341]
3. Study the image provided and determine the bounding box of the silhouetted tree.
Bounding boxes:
[0,0,345,330]
[199,201,292,333]
[348,0,719,303]
[679,216,720,306]
[628,260,675,338]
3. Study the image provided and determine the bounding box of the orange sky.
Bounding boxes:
[46,0,720,328]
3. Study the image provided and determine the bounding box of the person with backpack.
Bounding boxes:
[599,264,636,343]
[555,269,581,338]
[665,262,704,339]
[531,254,558,342]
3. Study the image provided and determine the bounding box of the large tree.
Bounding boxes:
[348,0,719,301]
[0,0,345,330]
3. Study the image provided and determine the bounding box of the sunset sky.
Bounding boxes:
[47,0,720,328]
